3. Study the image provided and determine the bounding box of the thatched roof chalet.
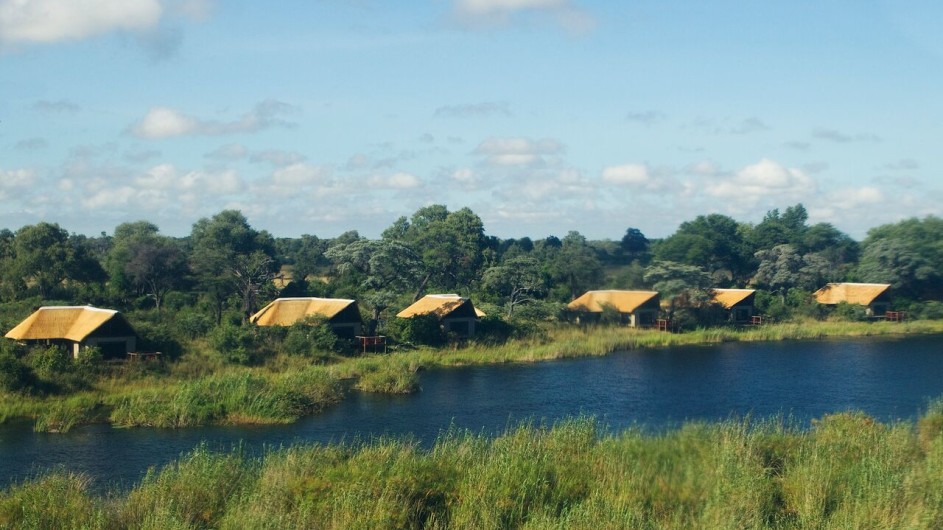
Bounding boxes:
[710,288,756,323]
[397,294,484,336]
[566,290,660,327]
[813,283,892,316]
[4,306,137,359]
[250,297,363,338]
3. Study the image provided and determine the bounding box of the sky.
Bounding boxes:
[2,0,942,242]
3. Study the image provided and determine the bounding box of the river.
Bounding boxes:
[1,334,941,491]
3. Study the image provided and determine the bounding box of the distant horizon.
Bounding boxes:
[3,1,941,241]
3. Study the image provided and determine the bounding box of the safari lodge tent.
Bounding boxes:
[4,305,137,359]
[711,288,757,323]
[250,297,363,338]
[567,290,660,327]
[813,283,892,317]
[397,294,484,337]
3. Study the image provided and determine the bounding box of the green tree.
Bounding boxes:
[857,239,940,299]
[481,254,546,317]
[544,231,603,300]
[326,237,424,332]
[189,210,277,324]
[383,205,487,299]
[10,222,100,299]
[752,244,830,303]
[643,261,712,322]
[123,235,188,311]
[654,214,752,285]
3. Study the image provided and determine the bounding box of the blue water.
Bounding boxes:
[1,334,942,491]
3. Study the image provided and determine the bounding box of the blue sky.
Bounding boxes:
[2,0,941,241]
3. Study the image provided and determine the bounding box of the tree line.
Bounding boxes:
[1,203,942,340]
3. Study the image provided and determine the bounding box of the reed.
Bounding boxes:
[8,409,943,529]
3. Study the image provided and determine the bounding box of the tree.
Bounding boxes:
[643,261,712,322]
[382,205,487,299]
[752,244,830,303]
[189,210,277,324]
[123,236,188,311]
[857,239,940,299]
[748,204,809,252]
[620,227,650,263]
[482,254,546,317]
[654,214,752,285]
[545,231,603,300]
[326,237,425,332]
[11,222,76,299]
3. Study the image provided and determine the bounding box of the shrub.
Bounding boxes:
[832,302,869,322]
[387,314,445,347]
[0,350,36,393]
[25,345,71,380]
[210,323,263,365]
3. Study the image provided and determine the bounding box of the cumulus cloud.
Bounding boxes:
[129,100,297,139]
[826,186,885,210]
[601,164,650,185]
[472,137,564,167]
[435,102,512,118]
[0,168,35,199]
[271,163,329,187]
[367,172,422,189]
[250,149,305,167]
[450,0,595,34]
[705,158,816,205]
[0,0,162,45]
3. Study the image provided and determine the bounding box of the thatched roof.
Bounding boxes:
[397,294,485,319]
[813,283,891,306]
[5,306,126,342]
[711,289,756,309]
[250,297,361,326]
[567,290,660,314]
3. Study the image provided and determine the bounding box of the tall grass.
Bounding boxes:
[7,409,943,529]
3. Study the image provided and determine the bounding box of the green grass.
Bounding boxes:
[2,319,942,432]
[6,410,943,529]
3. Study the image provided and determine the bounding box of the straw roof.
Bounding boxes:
[567,290,659,314]
[813,283,891,306]
[711,289,756,309]
[250,297,360,326]
[397,294,485,318]
[5,306,124,342]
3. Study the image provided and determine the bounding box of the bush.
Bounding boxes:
[832,302,869,322]
[0,350,36,393]
[386,314,445,347]
[25,345,71,380]
[474,315,515,345]
[210,324,264,365]
[280,317,347,359]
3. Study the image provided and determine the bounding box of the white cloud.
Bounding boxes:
[451,0,594,33]
[602,164,650,185]
[826,186,885,210]
[129,100,297,139]
[368,172,422,189]
[271,163,329,187]
[473,137,564,167]
[706,158,816,205]
[0,0,162,45]
[0,168,35,199]
[131,107,199,139]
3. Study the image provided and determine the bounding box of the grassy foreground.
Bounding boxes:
[2,319,943,432]
[6,409,943,529]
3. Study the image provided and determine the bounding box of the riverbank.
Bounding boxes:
[2,319,942,432]
[5,407,943,529]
